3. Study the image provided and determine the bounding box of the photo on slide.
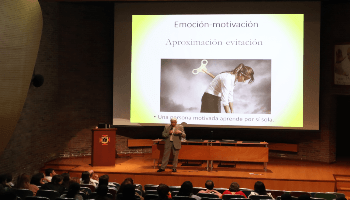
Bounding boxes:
[160,59,271,114]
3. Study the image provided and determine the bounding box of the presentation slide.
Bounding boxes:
[130,14,303,127]
[113,2,320,130]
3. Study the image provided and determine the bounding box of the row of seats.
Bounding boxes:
[12,183,346,200]
[144,184,345,200]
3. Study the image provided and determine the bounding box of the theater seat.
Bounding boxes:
[249,195,273,200]
[36,190,60,200]
[172,196,197,200]
[14,189,33,199]
[222,194,246,200]
[197,193,220,198]
[25,197,50,200]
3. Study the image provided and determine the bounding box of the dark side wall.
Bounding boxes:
[0,1,348,177]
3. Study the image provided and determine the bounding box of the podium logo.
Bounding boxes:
[99,135,110,145]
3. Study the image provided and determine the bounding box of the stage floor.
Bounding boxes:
[44,155,350,193]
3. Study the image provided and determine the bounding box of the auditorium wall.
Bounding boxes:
[1,1,349,176]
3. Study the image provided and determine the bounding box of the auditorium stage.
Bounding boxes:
[43,155,350,194]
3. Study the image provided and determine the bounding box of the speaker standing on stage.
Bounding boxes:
[157,118,186,172]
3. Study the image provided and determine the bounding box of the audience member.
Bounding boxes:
[99,175,109,186]
[177,181,201,200]
[156,183,171,200]
[336,197,347,200]
[40,174,65,195]
[61,173,71,190]
[15,174,39,196]
[95,185,113,200]
[198,180,222,198]
[222,182,247,198]
[60,182,83,200]
[248,181,274,199]
[81,171,97,187]
[88,170,99,185]
[44,168,56,183]
[30,173,45,187]
[117,178,144,200]
[281,193,292,200]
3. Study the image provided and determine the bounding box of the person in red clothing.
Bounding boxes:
[222,182,247,198]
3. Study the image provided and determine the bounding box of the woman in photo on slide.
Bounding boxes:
[200,63,254,113]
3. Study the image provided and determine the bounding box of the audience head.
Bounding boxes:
[178,181,193,196]
[205,180,214,190]
[281,193,293,200]
[336,197,347,200]
[15,174,31,189]
[124,177,134,185]
[45,168,56,177]
[61,173,70,183]
[298,194,311,200]
[66,182,80,198]
[51,175,63,185]
[81,171,90,184]
[229,182,240,192]
[253,181,267,195]
[30,173,44,186]
[157,183,170,198]
[99,175,109,186]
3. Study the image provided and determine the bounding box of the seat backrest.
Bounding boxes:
[36,190,60,200]
[25,197,50,200]
[249,195,273,200]
[223,194,246,200]
[14,189,34,199]
[171,191,179,197]
[108,187,117,199]
[172,196,197,200]
[80,187,92,195]
[144,184,158,191]
[314,193,337,200]
[192,187,205,195]
[290,191,311,198]
[145,190,158,195]
[169,186,181,191]
[144,194,159,200]
[214,188,229,194]
[56,198,75,200]
[80,184,95,192]
[134,184,143,191]
[241,189,252,197]
[197,193,220,198]
[135,189,143,196]
[267,190,285,198]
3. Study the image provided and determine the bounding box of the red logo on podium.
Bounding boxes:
[99,135,110,145]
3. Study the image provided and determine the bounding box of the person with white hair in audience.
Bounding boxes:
[198,180,222,198]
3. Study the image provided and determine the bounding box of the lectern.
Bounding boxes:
[91,128,117,166]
